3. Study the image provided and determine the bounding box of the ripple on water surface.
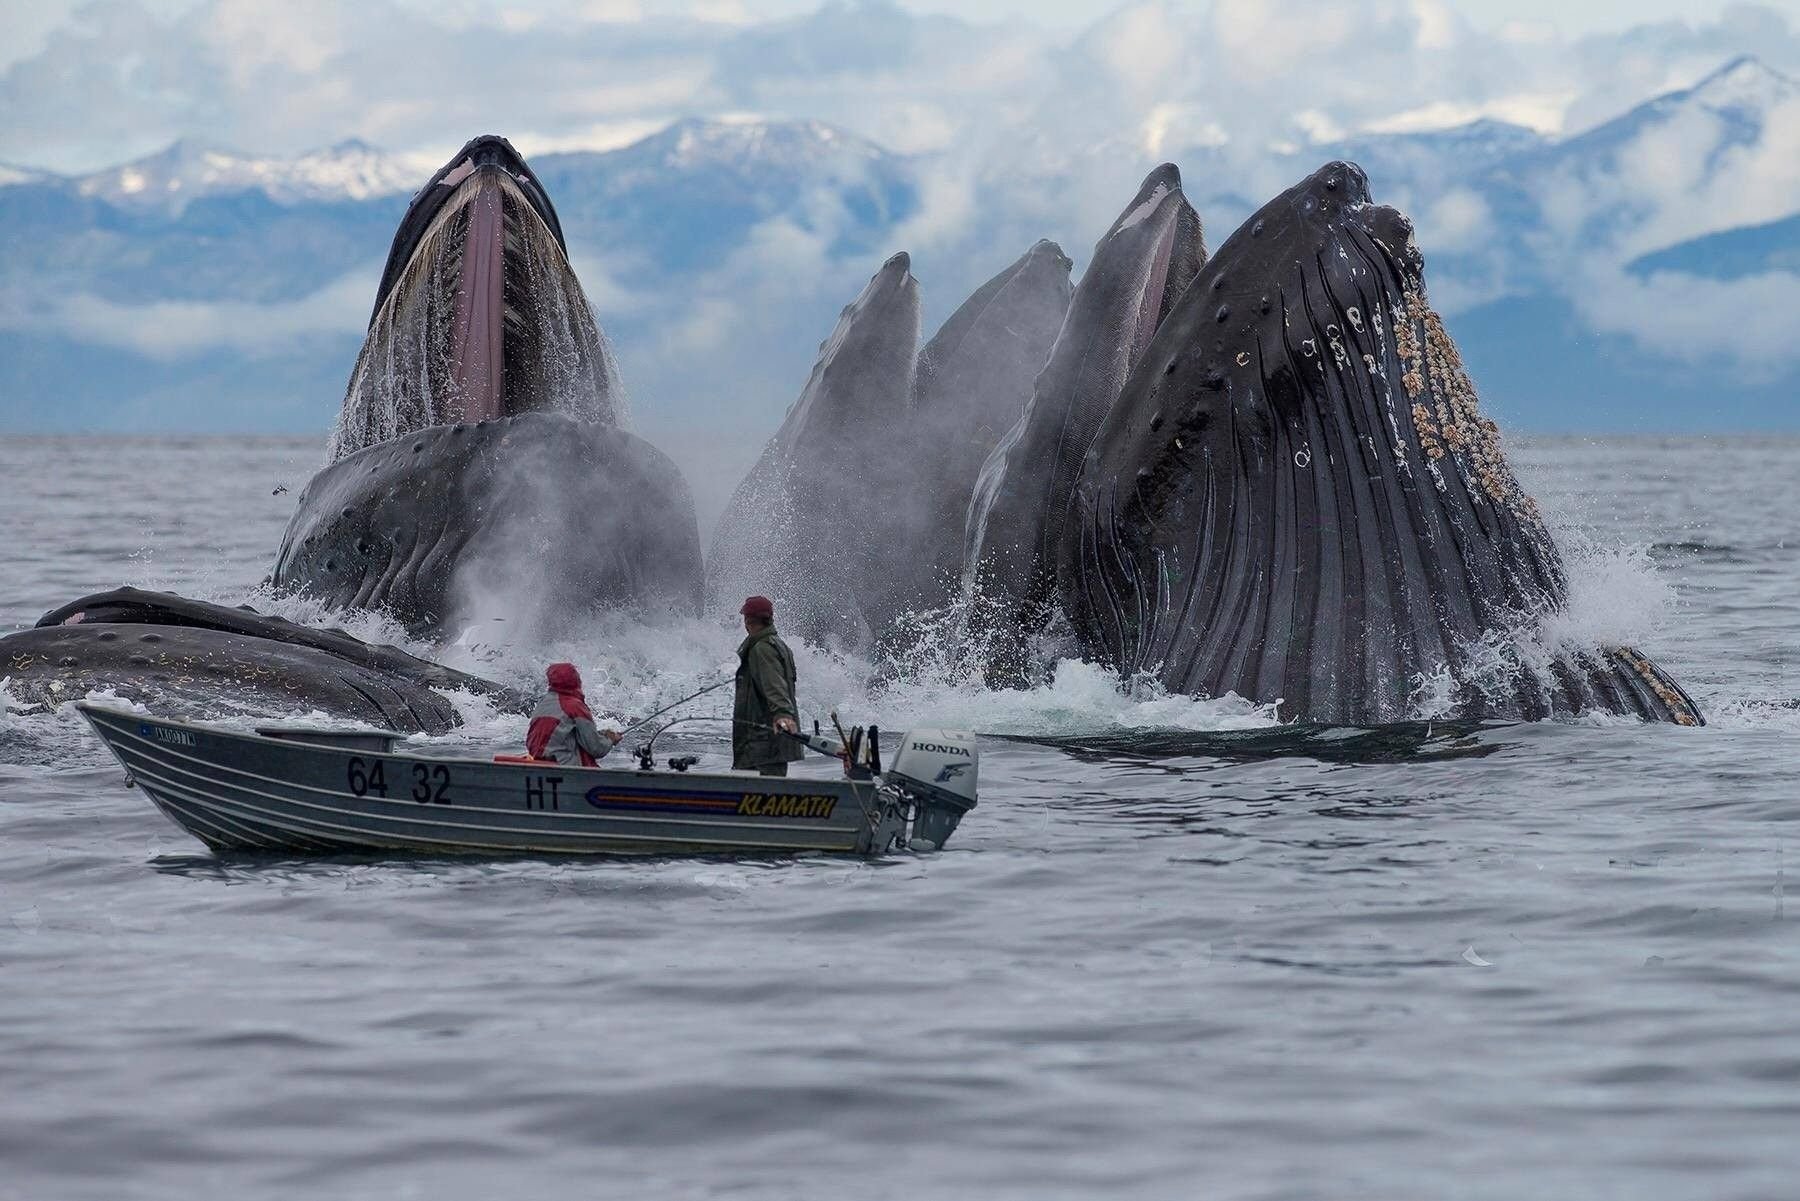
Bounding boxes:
[1,435,1798,1200]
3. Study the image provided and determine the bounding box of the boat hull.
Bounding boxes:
[78,703,905,858]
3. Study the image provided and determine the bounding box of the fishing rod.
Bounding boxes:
[638,714,797,763]
[614,677,733,739]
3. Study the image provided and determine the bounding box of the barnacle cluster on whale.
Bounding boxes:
[0,134,1704,731]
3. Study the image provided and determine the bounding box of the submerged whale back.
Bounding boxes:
[8,589,526,734]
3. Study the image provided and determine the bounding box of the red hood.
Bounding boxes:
[544,662,594,724]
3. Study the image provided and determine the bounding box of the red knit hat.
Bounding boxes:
[739,595,774,620]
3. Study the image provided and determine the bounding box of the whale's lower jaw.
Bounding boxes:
[275,413,704,641]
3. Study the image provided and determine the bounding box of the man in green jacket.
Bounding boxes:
[733,595,805,776]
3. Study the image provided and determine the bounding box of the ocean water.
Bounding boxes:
[1,434,1797,1201]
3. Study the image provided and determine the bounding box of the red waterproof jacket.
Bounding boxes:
[526,662,612,767]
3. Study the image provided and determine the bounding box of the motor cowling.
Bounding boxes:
[885,728,978,850]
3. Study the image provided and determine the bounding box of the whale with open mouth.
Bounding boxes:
[1037,162,1702,724]
[274,134,702,637]
[707,239,1075,647]
[3,140,1701,731]
[2,136,701,731]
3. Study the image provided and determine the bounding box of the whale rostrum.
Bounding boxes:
[708,241,1076,646]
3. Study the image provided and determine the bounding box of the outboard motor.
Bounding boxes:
[883,728,979,851]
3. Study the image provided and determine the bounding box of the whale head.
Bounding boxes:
[331,134,624,460]
[274,136,700,639]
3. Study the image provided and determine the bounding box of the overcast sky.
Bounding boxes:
[11,0,1799,45]
[8,0,1798,174]
[5,0,1798,435]
[878,0,1800,31]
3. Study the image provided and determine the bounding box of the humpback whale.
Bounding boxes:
[965,164,1205,679]
[1042,162,1701,725]
[708,241,1074,646]
[276,134,702,636]
[707,251,923,648]
[3,133,1702,733]
[1,135,700,730]
[726,161,1702,726]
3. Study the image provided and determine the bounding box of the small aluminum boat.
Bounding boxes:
[76,701,978,858]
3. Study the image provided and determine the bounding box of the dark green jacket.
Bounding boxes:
[733,627,805,769]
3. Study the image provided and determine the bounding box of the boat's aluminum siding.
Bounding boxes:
[78,703,900,857]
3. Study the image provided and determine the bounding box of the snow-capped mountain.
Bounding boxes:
[1484,56,1795,261]
[1562,54,1798,156]
[1,60,1796,437]
[64,138,427,213]
[1633,211,1800,279]
[621,117,895,174]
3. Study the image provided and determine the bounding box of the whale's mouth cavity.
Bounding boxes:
[1131,207,1182,366]
[450,175,508,425]
[330,137,622,462]
[430,167,573,428]
[377,167,568,429]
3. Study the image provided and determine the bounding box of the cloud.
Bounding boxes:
[0,270,373,359]
[5,0,1800,430]
[1571,261,1800,374]
[1420,187,1494,252]
[0,0,1769,171]
[1363,93,1577,135]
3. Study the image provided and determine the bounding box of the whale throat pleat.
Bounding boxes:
[1062,161,1704,725]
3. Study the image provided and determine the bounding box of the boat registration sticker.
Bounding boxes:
[139,723,197,747]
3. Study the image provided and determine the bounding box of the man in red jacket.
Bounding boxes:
[526,662,622,767]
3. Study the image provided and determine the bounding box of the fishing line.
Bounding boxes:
[615,677,733,738]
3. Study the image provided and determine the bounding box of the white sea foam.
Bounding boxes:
[1695,697,1800,733]
[1541,527,1677,651]
[1404,492,1690,723]
[5,457,1765,758]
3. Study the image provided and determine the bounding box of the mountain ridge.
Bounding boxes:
[2,56,1796,435]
